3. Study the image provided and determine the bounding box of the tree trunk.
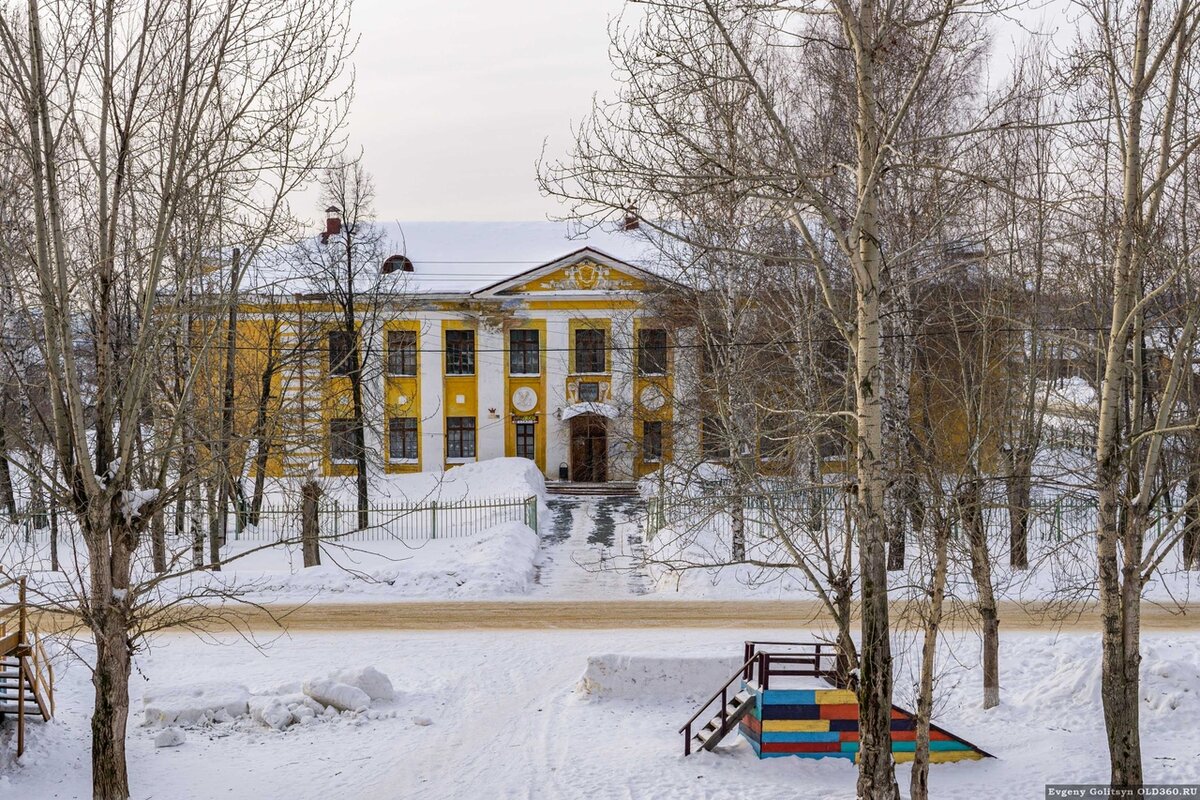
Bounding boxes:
[1007,463,1032,569]
[91,607,132,800]
[301,480,322,567]
[1185,446,1199,570]
[207,477,221,570]
[853,22,899,791]
[49,501,60,572]
[911,507,950,800]
[731,497,746,562]
[962,477,1001,708]
[151,508,166,574]
[0,410,16,521]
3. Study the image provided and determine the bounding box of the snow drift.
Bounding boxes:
[575,654,744,703]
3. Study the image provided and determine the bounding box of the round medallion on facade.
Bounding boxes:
[512,386,538,412]
[639,384,666,410]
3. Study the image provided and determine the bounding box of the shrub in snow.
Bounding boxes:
[153,728,185,748]
[143,682,249,726]
[302,678,370,712]
[331,666,395,702]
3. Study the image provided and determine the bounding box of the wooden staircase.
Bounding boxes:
[0,577,55,757]
[680,641,842,756]
[689,689,755,753]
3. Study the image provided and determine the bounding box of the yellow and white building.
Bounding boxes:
[235,221,678,484]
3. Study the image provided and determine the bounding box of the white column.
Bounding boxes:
[419,320,444,472]
[610,311,636,481]
[476,325,506,461]
[544,314,570,479]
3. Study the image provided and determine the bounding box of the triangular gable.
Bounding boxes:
[472,247,661,296]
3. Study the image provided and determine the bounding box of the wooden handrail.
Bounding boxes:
[678,653,759,736]
[681,640,847,755]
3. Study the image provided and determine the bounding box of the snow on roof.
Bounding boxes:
[242,221,658,297]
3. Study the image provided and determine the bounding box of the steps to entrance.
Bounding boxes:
[546,481,638,497]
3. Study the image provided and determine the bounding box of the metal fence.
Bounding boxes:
[644,488,1113,546]
[2,495,539,546]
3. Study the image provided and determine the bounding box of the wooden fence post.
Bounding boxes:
[301,481,322,568]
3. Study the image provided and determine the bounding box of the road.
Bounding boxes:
[190,598,1200,632]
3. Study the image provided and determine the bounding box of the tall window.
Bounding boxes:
[446,417,476,459]
[642,421,664,462]
[328,330,356,377]
[388,417,418,461]
[701,417,730,460]
[329,418,357,462]
[387,330,417,376]
[638,328,668,375]
[515,422,536,461]
[509,329,540,375]
[446,330,475,375]
[575,328,606,373]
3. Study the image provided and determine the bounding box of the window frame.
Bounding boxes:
[445,329,476,376]
[701,417,730,461]
[388,416,419,462]
[328,330,356,377]
[642,420,664,463]
[329,418,358,463]
[574,328,606,374]
[515,421,536,461]
[509,329,540,376]
[637,328,668,375]
[386,329,418,377]
[445,416,477,460]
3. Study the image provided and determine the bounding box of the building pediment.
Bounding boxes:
[474,247,657,297]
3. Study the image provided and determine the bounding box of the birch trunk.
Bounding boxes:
[910,506,950,800]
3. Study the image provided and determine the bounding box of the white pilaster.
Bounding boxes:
[476,324,506,461]
[419,320,444,472]
[544,314,570,479]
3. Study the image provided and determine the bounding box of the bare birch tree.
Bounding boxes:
[0,1,351,797]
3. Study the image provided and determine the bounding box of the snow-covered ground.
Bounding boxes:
[5,458,550,604]
[3,629,1199,799]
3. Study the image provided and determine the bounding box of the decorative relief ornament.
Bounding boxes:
[512,386,538,412]
[539,261,636,291]
[639,384,666,410]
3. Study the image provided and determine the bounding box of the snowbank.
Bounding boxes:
[279,457,547,506]
[143,666,403,734]
[214,519,541,600]
[575,654,743,702]
[143,682,250,726]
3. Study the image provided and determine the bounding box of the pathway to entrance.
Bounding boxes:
[535,494,651,598]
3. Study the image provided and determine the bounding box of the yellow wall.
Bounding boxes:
[633,318,674,478]
[503,319,548,473]
[442,320,478,469]
[383,320,422,474]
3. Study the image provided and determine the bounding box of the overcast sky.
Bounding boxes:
[341,1,631,224]
[336,2,1066,225]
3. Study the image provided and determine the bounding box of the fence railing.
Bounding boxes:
[644,488,1116,546]
[2,495,539,546]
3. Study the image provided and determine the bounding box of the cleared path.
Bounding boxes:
[534,495,650,598]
